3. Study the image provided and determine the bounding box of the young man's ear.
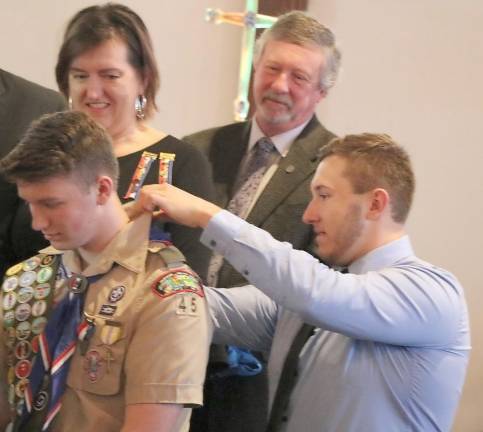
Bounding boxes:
[366,188,390,220]
[96,175,114,205]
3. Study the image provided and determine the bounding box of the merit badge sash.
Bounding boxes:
[2,254,60,426]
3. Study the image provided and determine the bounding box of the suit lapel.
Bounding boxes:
[0,70,7,97]
[0,71,10,147]
[247,117,329,227]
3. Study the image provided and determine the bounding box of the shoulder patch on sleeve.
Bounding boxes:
[151,269,204,299]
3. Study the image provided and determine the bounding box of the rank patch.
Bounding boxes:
[99,304,117,317]
[152,270,204,299]
[108,285,125,303]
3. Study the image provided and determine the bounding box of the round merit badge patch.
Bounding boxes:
[152,270,204,299]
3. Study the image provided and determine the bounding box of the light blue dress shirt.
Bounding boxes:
[203,210,470,432]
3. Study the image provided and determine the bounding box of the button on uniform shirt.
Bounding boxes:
[203,211,470,432]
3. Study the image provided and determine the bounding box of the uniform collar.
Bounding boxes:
[348,235,414,275]
[41,213,152,277]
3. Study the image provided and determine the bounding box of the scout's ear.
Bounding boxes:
[96,175,114,205]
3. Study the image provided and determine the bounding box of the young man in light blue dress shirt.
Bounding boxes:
[134,133,470,432]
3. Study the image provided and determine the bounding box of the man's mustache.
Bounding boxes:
[262,91,293,109]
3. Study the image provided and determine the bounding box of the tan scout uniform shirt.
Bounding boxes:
[1,213,211,432]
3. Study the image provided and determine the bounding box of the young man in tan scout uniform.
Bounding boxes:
[0,111,211,432]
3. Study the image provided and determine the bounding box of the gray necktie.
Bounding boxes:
[207,137,276,286]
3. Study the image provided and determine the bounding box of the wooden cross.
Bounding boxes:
[205,0,276,121]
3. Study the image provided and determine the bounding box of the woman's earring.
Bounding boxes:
[135,95,147,119]
[68,97,73,110]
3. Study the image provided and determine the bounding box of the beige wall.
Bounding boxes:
[2,0,482,430]
[1,0,244,136]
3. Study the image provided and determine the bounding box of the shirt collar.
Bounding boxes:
[348,235,414,275]
[41,213,152,277]
[248,118,310,158]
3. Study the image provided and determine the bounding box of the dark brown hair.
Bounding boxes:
[319,133,415,223]
[0,111,119,188]
[55,3,159,118]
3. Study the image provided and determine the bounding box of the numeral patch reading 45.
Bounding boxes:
[176,295,199,316]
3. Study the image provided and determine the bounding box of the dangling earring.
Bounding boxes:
[68,97,73,110]
[135,95,147,120]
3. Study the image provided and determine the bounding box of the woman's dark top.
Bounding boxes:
[118,135,215,281]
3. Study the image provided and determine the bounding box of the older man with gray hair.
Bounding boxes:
[184,11,341,432]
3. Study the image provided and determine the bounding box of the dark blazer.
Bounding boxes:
[183,115,336,432]
[185,115,336,287]
[0,69,66,275]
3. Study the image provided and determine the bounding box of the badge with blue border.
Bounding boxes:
[151,270,204,299]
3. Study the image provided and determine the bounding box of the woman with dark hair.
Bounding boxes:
[55,3,214,280]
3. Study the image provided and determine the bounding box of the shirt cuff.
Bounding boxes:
[201,210,245,256]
